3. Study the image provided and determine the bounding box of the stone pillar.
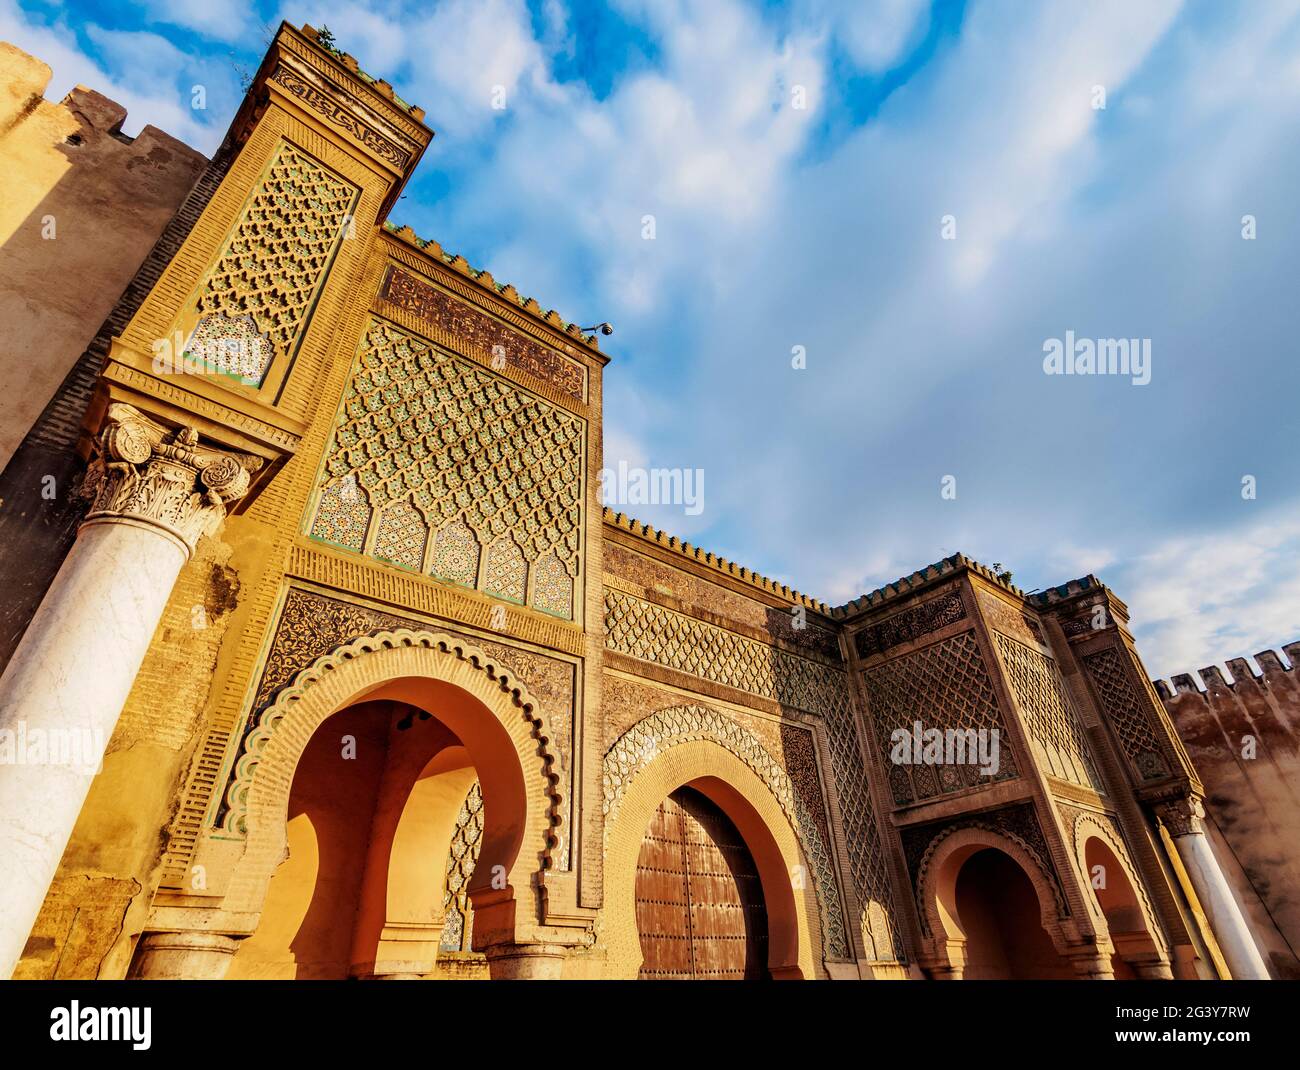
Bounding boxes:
[483,942,567,980]
[128,931,243,980]
[0,403,257,978]
[1156,796,1270,979]
[1068,948,1115,980]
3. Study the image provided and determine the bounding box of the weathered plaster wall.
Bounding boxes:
[0,41,207,470]
[1158,642,1300,979]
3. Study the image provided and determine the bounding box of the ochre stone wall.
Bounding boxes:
[1158,644,1300,978]
[0,41,206,470]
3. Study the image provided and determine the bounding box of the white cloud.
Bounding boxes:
[402,0,557,137]
[1120,506,1300,681]
[406,0,825,321]
[132,0,259,44]
[810,0,931,71]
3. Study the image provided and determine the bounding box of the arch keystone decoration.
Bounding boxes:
[217,629,565,936]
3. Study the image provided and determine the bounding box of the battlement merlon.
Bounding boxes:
[225,22,434,219]
[1154,641,1300,699]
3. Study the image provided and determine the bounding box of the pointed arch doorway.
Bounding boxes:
[634,786,769,980]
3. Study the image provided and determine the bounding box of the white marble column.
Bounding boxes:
[1157,796,1270,980]
[0,403,257,978]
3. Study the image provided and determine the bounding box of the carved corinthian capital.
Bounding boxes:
[81,403,262,556]
[1154,795,1207,837]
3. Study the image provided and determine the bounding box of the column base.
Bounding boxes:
[128,931,241,980]
[483,942,567,980]
[1069,950,1116,980]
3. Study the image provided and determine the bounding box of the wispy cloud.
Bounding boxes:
[1116,505,1300,681]
[7,0,1300,670]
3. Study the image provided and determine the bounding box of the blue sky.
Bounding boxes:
[4,0,1299,679]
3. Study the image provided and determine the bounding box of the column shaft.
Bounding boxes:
[0,402,257,978]
[0,522,185,976]
[1172,831,1270,979]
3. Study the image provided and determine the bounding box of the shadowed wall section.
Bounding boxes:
[1158,642,1300,978]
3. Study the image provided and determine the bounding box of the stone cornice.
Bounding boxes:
[602,509,834,618]
[379,228,608,367]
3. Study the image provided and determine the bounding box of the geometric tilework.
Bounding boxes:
[816,680,906,962]
[483,536,527,604]
[373,499,427,570]
[1082,648,1172,782]
[780,724,851,960]
[605,587,840,712]
[994,632,1103,793]
[531,552,573,618]
[429,518,480,587]
[193,142,356,385]
[187,312,271,384]
[309,476,370,551]
[311,316,584,613]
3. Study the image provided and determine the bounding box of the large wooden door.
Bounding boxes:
[634,786,768,979]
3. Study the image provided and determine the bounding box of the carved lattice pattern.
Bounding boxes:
[309,476,370,550]
[606,588,837,710]
[192,142,356,384]
[440,781,484,953]
[860,631,1019,805]
[372,500,427,570]
[603,705,849,960]
[429,518,480,587]
[994,632,1103,792]
[819,682,906,961]
[1082,648,1171,781]
[313,318,583,612]
[603,589,903,961]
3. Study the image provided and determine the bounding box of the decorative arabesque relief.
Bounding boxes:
[1081,648,1172,781]
[269,64,413,168]
[209,588,576,869]
[993,632,1103,793]
[382,267,587,400]
[602,589,903,961]
[853,591,967,659]
[860,630,1019,806]
[187,142,357,386]
[602,705,849,960]
[440,781,484,954]
[309,318,583,618]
